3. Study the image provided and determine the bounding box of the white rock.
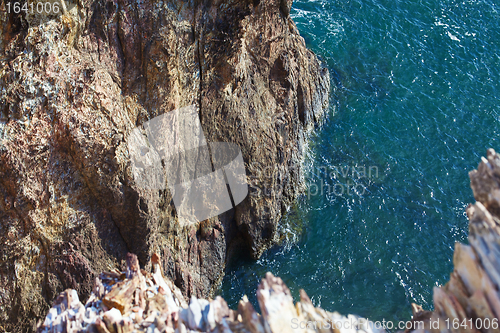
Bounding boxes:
[103,308,123,325]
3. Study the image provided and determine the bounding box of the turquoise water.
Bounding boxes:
[220,0,500,323]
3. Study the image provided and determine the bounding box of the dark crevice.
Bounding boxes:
[297,83,306,124]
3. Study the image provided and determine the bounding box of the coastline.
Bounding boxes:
[0,0,329,330]
[37,149,500,332]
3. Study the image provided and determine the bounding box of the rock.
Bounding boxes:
[180,296,210,331]
[238,295,265,333]
[280,0,293,17]
[0,0,329,330]
[102,272,140,314]
[38,253,379,333]
[257,272,301,332]
[406,149,500,333]
[102,308,123,332]
[38,152,500,333]
[39,290,86,333]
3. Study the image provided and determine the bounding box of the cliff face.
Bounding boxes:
[0,0,330,331]
[35,150,500,333]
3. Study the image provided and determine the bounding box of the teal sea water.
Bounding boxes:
[220,0,500,323]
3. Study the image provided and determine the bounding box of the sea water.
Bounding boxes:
[220,0,500,323]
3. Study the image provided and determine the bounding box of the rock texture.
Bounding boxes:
[0,0,330,331]
[38,253,383,333]
[407,148,500,333]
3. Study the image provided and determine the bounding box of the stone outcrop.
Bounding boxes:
[0,0,330,331]
[38,253,383,333]
[36,149,500,333]
[407,149,500,333]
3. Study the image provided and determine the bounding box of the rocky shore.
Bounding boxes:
[3,0,500,329]
[0,0,329,331]
[36,150,500,333]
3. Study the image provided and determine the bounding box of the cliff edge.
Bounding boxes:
[0,0,330,331]
[37,252,384,333]
[36,150,500,333]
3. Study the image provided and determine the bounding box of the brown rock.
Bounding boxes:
[0,0,329,330]
[102,276,139,314]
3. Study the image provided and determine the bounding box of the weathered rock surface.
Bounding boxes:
[0,0,330,331]
[38,253,384,333]
[36,149,500,333]
[407,149,500,333]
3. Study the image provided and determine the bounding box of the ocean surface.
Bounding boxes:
[219,0,500,323]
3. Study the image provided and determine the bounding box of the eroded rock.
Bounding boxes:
[0,0,329,330]
[38,253,384,333]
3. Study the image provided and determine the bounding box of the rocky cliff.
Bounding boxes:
[36,150,500,333]
[0,0,330,331]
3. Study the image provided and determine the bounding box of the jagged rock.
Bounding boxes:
[238,295,265,333]
[257,272,300,332]
[38,253,383,333]
[408,149,500,333]
[36,155,500,333]
[40,290,86,332]
[0,0,329,330]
